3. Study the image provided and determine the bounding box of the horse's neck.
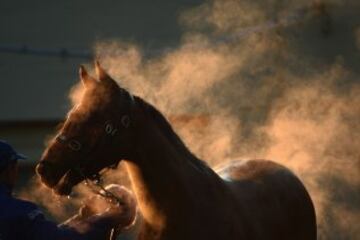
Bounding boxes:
[124,99,210,230]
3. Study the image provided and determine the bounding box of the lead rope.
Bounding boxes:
[76,93,135,206]
[76,167,126,206]
[107,93,135,240]
[78,92,135,240]
[76,168,125,240]
[86,174,131,240]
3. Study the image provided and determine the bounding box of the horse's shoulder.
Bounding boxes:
[216,159,291,182]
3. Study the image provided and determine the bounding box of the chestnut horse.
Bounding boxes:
[36,62,316,240]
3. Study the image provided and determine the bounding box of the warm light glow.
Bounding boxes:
[20,1,359,238]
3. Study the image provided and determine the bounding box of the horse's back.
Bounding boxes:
[217,159,317,240]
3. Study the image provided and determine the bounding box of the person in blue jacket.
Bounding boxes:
[0,140,128,240]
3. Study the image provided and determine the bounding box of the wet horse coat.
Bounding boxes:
[37,63,317,240]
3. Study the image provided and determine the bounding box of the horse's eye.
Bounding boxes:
[68,140,82,151]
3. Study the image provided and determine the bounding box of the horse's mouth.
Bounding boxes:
[53,162,121,195]
[37,168,85,196]
[52,169,86,195]
[37,160,120,195]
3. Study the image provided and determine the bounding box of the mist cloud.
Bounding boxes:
[93,1,359,238]
[22,1,360,239]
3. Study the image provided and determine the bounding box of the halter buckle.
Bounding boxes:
[121,115,130,128]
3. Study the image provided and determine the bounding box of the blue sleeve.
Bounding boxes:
[25,206,113,240]
[25,210,83,240]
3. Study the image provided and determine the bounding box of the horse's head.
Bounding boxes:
[36,62,135,195]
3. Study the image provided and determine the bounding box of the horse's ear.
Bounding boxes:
[95,60,109,82]
[94,60,120,89]
[79,65,96,87]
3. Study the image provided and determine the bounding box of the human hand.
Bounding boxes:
[80,184,137,230]
[98,184,137,229]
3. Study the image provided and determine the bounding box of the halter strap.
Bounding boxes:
[76,90,136,199]
[104,90,135,137]
[54,89,136,201]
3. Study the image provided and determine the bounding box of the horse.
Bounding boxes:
[36,62,317,240]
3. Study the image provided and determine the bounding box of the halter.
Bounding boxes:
[55,90,136,204]
[78,167,126,206]
[56,113,132,151]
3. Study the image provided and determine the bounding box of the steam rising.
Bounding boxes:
[94,1,359,238]
[24,0,360,239]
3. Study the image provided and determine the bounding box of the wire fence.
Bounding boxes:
[0,6,311,60]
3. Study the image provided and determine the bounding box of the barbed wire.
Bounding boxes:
[0,6,311,60]
[0,44,92,59]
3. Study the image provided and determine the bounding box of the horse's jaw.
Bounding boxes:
[46,162,123,196]
[52,169,85,195]
[37,167,85,196]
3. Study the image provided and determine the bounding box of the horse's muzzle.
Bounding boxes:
[36,161,61,188]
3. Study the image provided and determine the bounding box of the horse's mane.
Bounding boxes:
[135,96,209,172]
